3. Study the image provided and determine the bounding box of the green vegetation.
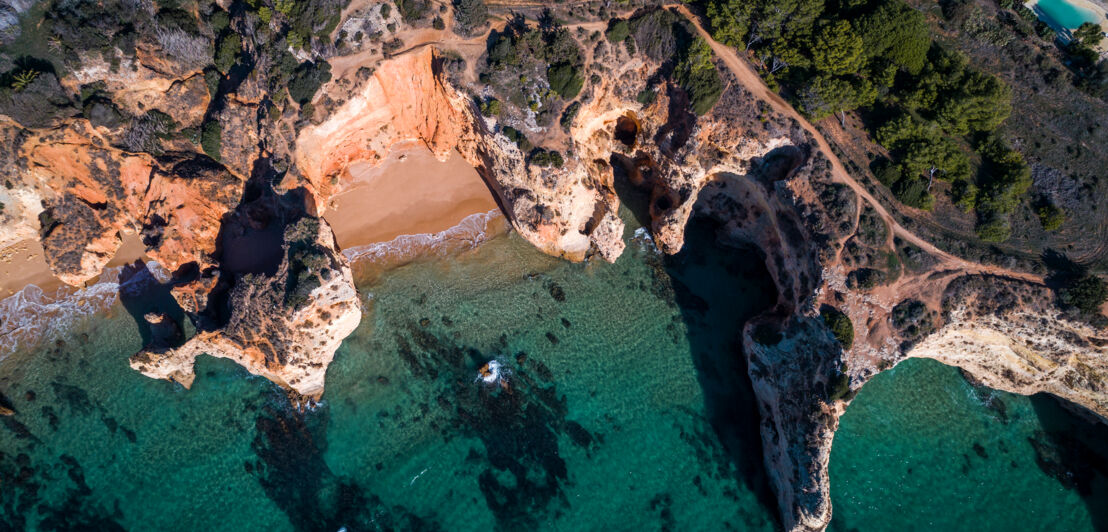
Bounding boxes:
[287,61,332,105]
[820,305,854,350]
[530,149,564,168]
[752,323,783,345]
[501,126,533,152]
[548,62,584,99]
[452,0,488,37]
[560,101,581,130]
[214,33,241,74]
[673,38,723,115]
[1073,22,1103,48]
[1037,203,1066,232]
[479,98,502,117]
[201,120,222,161]
[1060,274,1108,316]
[481,13,584,125]
[705,0,1026,240]
[625,9,723,115]
[11,70,39,91]
[395,0,431,23]
[605,19,631,43]
[828,368,852,401]
[284,217,332,309]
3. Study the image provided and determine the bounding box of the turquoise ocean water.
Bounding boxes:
[1,212,1106,530]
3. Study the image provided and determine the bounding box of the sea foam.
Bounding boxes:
[343,209,505,266]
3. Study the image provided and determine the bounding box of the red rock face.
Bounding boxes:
[19,120,244,285]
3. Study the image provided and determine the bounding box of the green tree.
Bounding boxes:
[214,33,242,73]
[855,1,931,74]
[975,216,1011,242]
[1061,274,1108,315]
[798,75,875,120]
[707,0,752,48]
[201,120,221,161]
[821,305,854,350]
[1074,21,1104,47]
[935,69,1011,135]
[675,38,724,115]
[1037,204,1066,231]
[452,0,488,37]
[812,20,865,75]
[606,19,630,43]
[547,63,584,99]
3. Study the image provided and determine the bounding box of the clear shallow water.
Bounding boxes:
[830,358,1108,532]
[0,217,780,530]
[5,215,1108,532]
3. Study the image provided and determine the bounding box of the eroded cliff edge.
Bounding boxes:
[0,2,1105,530]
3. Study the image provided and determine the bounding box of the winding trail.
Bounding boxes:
[668,4,1043,284]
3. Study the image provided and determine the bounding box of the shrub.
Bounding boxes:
[432,16,445,30]
[560,101,580,130]
[828,370,852,401]
[821,305,854,350]
[548,63,584,99]
[452,0,487,36]
[975,216,1011,243]
[1037,204,1066,231]
[214,33,242,73]
[1060,274,1108,315]
[531,149,564,168]
[201,120,221,160]
[479,98,501,117]
[752,323,782,345]
[605,19,630,43]
[501,126,532,152]
[396,0,430,22]
[288,61,332,104]
[674,38,723,115]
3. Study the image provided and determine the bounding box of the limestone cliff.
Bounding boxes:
[130,216,361,399]
[559,14,1108,531]
[295,47,625,262]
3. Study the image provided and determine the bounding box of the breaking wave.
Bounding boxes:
[0,211,505,360]
[0,261,170,360]
[343,209,507,277]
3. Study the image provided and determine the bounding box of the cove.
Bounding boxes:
[829,358,1108,532]
[0,212,780,530]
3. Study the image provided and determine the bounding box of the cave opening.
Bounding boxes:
[614,115,638,148]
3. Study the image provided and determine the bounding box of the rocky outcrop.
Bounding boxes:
[295,47,624,262]
[910,275,1108,416]
[567,23,1107,532]
[17,120,244,285]
[130,216,361,398]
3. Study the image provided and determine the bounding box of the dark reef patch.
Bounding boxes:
[388,320,598,529]
[250,399,440,531]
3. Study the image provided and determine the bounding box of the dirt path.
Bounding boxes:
[668,4,1043,285]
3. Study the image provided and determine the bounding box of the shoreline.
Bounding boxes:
[0,143,502,354]
[323,142,500,251]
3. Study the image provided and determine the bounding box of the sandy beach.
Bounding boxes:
[1,143,498,299]
[0,232,150,298]
[323,143,500,250]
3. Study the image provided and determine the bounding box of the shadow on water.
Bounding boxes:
[611,157,781,524]
[117,261,186,347]
[1028,394,1108,531]
[661,216,781,525]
